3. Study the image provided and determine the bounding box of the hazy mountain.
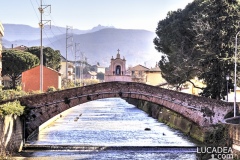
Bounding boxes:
[2,24,161,67]
[50,28,160,66]
[2,24,115,41]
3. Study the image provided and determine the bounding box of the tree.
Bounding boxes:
[2,50,39,89]
[154,1,203,90]
[26,46,61,71]
[154,0,240,99]
[192,0,240,99]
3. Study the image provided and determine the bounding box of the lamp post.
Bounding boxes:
[234,31,240,117]
[226,75,229,102]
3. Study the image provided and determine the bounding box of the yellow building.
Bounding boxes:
[130,63,166,86]
[145,65,166,86]
[0,22,4,85]
[180,77,206,95]
[181,78,240,102]
[151,65,240,102]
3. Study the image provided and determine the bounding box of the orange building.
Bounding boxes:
[22,65,61,92]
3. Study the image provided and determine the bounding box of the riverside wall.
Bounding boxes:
[1,96,240,157]
[0,108,80,154]
[0,115,23,155]
[126,98,225,142]
[126,98,240,158]
[224,117,240,156]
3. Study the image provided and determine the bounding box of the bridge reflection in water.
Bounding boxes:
[21,98,199,160]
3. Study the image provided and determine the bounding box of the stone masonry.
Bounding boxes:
[13,81,234,139]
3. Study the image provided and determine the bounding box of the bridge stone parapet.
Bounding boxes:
[16,81,234,139]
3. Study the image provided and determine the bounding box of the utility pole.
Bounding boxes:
[66,26,73,81]
[74,43,80,86]
[39,0,51,92]
[80,52,86,86]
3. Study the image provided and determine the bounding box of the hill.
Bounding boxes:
[2,24,114,41]
[2,24,161,67]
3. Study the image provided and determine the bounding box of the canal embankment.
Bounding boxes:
[126,98,240,157]
[1,97,240,159]
[0,115,23,154]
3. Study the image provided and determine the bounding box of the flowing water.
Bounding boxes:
[19,98,200,160]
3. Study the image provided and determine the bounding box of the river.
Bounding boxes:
[18,98,200,160]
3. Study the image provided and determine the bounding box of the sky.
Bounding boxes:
[0,0,194,32]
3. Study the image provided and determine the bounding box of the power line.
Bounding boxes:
[45,15,66,48]
[30,0,39,20]
[49,15,65,34]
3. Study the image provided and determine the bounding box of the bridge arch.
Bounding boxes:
[19,81,233,139]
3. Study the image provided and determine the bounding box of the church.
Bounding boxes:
[104,49,131,82]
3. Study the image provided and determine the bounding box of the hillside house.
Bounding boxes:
[104,49,131,82]
[12,45,28,50]
[83,71,97,79]
[22,65,61,92]
[92,63,106,74]
[0,22,4,85]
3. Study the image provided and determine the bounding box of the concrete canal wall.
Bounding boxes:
[0,115,23,154]
[126,98,211,142]
[126,98,240,156]
[224,117,240,156]
[228,124,240,155]
[0,107,78,155]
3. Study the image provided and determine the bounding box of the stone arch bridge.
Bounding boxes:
[16,81,233,139]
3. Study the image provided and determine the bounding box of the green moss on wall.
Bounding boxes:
[131,99,230,145]
[157,106,205,142]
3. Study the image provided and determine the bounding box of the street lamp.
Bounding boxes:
[226,74,229,102]
[234,31,240,117]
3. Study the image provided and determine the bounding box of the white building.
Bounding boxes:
[97,65,105,74]
[59,56,75,81]
[226,87,240,103]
